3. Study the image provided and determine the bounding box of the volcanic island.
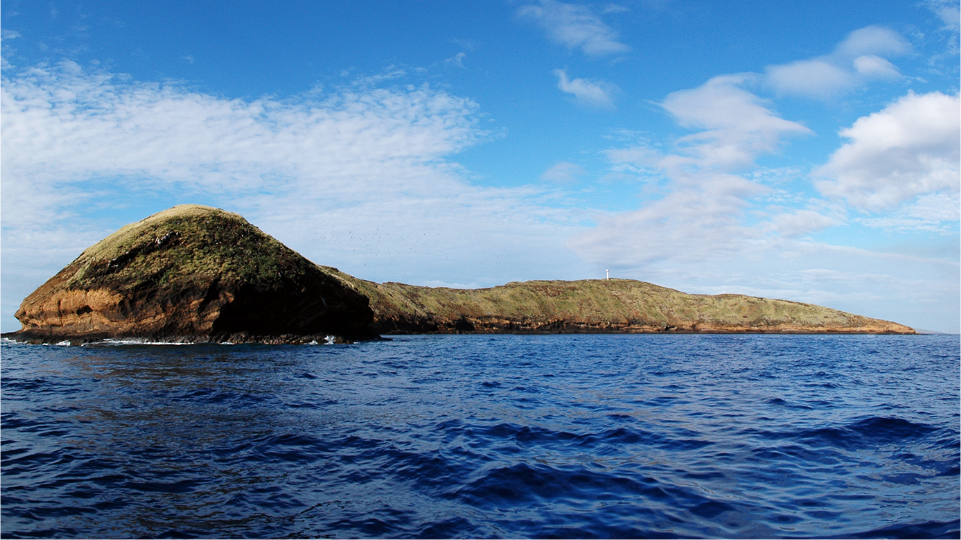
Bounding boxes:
[4,205,915,344]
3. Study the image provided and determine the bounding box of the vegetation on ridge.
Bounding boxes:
[67,205,321,293]
[320,268,914,334]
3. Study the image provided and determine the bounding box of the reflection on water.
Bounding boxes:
[2,335,959,538]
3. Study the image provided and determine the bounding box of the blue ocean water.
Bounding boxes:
[2,334,958,539]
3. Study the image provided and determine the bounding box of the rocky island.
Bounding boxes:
[8,205,374,344]
[5,205,915,344]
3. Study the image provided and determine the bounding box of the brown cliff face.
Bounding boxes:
[320,270,916,335]
[11,205,374,343]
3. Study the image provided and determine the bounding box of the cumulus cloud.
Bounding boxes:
[1,61,594,331]
[518,0,629,56]
[815,91,960,211]
[553,69,616,108]
[764,26,910,99]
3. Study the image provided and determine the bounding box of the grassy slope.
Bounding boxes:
[66,205,318,292]
[321,268,913,333]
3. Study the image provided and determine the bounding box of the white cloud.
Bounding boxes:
[834,26,911,57]
[553,69,616,108]
[541,161,585,183]
[602,4,630,14]
[923,0,961,33]
[815,91,960,211]
[765,209,841,238]
[0,28,20,71]
[518,0,629,56]
[567,179,766,270]
[445,52,466,68]
[857,193,960,232]
[901,192,961,221]
[766,60,855,99]
[0,61,595,331]
[852,54,900,78]
[571,76,812,269]
[659,74,811,173]
[764,26,910,99]
[937,6,961,32]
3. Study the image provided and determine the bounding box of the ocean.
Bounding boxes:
[2,334,958,538]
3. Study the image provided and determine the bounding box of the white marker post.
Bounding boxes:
[606,269,609,280]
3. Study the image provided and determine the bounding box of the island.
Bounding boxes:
[4,205,915,344]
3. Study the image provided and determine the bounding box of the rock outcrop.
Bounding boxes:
[9,205,374,343]
[321,269,915,335]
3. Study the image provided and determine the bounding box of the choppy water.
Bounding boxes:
[2,334,958,538]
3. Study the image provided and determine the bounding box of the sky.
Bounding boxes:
[1,0,959,333]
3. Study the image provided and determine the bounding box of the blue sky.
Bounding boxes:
[2,0,959,333]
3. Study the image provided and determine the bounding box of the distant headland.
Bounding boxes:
[3,205,915,344]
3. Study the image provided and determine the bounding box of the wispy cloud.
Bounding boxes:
[553,69,616,108]
[518,0,629,56]
[445,51,467,68]
[1,61,594,330]
[541,161,585,182]
[602,4,630,14]
[451,39,479,52]
[572,74,811,270]
[650,74,812,178]
[0,28,20,71]
[922,0,960,63]
[764,26,910,99]
[924,0,961,32]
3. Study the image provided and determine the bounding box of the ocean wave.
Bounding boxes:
[1,334,957,538]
